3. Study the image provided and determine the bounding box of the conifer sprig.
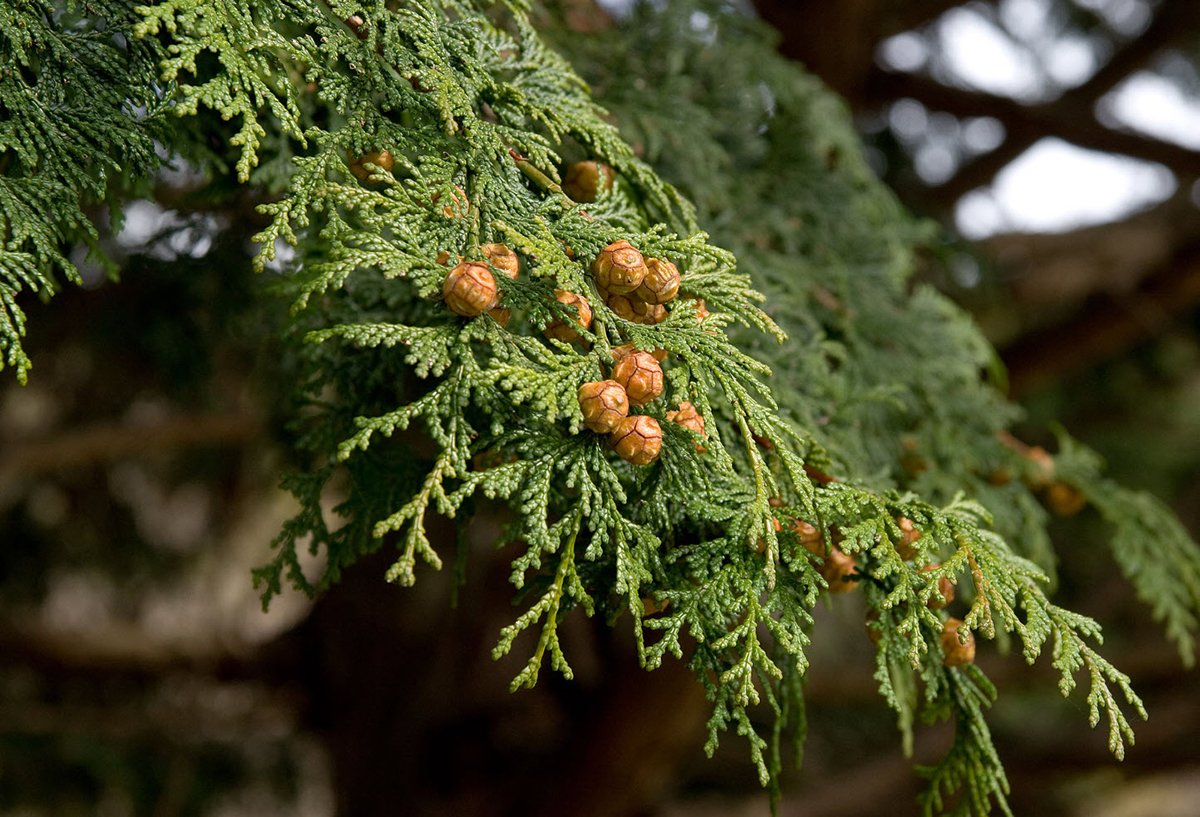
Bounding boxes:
[6,1,1196,814]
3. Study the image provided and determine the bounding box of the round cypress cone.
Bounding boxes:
[578,380,629,434]
[481,243,520,279]
[443,261,499,317]
[609,415,663,466]
[1045,481,1087,517]
[636,257,681,304]
[792,519,824,555]
[820,547,858,593]
[941,618,976,667]
[667,401,706,451]
[922,564,955,609]
[349,149,394,182]
[611,350,664,406]
[592,240,648,295]
[544,290,593,342]
[563,161,614,203]
[895,516,922,560]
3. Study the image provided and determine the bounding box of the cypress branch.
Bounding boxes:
[3,1,1198,813]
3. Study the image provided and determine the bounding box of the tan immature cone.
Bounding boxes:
[987,466,1014,486]
[544,290,593,342]
[922,564,955,610]
[603,289,644,323]
[636,257,681,304]
[443,262,499,317]
[349,149,394,183]
[607,291,664,324]
[1045,481,1087,517]
[563,161,614,203]
[820,547,858,593]
[433,185,470,219]
[941,618,976,668]
[578,380,629,434]
[345,14,369,39]
[481,243,520,279]
[642,595,670,616]
[642,302,667,325]
[609,415,663,466]
[1023,445,1056,489]
[666,401,706,452]
[612,344,667,364]
[792,519,824,556]
[592,240,648,295]
[754,518,784,554]
[611,350,664,406]
[895,516,922,561]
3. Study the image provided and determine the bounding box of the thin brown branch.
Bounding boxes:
[1001,241,1200,396]
[869,70,1200,202]
[0,618,243,675]
[0,412,263,484]
[866,0,1200,203]
[880,0,986,39]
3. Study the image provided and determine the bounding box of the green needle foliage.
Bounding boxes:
[0,0,169,382]
[5,0,1200,813]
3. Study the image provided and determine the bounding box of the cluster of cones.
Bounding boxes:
[578,347,705,466]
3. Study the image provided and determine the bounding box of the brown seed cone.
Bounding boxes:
[612,344,667,364]
[609,415,663,466]
[443,262,499,317]
[899,437,929,476]
[895,516,922,561]
[987,466,1013,486]
[604,290,645,323]
[636,257,681,304]
[922,564,955,609]
[1044,481,1087,517]
[472,448,518,471]
[488,307,511,327]
[1024,445,1056,488]
[345,14,369,39]
[941,618,976,668]
[792,519,824,556]
[578,379,629,434]
[432,184,470,219]
[592,240,648,294]
[544,290,594,342]
[666,401,706,451]
[563,161,615,203]
[481,243,520,279]
[694,298,711,321]
[820,547,858,593]
[611,350,664,406]
[642,595,670,616]
[754,518,784,554]
[349,149,394,183]
[641,303,668,325]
